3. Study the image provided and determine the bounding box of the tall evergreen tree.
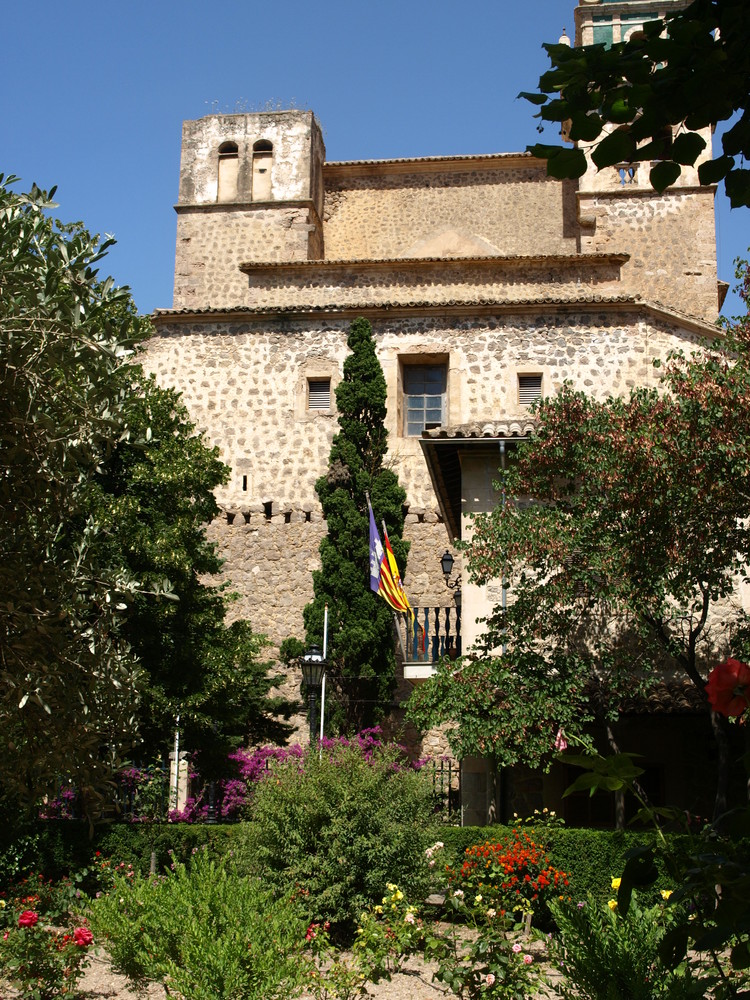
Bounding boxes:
[303,318,408,732]
[89,373,294,777]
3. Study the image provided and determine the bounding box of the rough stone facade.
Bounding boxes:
[146,0,724,804]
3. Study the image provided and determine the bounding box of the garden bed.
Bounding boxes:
[1,932,559,1000]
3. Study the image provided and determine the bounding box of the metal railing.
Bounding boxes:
[425,758,459,819]
[398,605,461,664]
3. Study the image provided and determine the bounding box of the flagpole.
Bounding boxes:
[320,604,328,748]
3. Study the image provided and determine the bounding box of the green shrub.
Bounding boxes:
[235,741,437,933]
[547,889,706,999]
[90,850,310,1000]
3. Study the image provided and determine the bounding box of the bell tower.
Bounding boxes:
[570,0,719,321]
[572,0,712,196]
[172,110,325,311]
[574,0,691,49]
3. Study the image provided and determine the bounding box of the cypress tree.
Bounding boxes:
[303,317,408,732]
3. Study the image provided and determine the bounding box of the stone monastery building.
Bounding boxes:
[147,0,726,822]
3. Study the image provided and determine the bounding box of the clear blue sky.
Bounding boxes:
[2,0,745,318]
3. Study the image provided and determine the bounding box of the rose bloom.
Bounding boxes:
[18,910,38,928]
[523,954,533,965]
[611,877,621,890]
[404,912,415,924]
[706,658,750,717]
[486,973,496,987]
[512,943,522,953]
[73,926,93,947]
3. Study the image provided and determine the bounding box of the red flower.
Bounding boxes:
[706,658,750,717]
[73,926,93,947]
[18,910,38,928]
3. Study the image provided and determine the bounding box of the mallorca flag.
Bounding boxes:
[368,499,410,615]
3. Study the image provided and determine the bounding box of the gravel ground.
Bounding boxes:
[2,933,560,999]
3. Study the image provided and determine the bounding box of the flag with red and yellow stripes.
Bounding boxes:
[368,498,410,615]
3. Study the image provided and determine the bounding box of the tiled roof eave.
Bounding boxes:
[421,420,537,441]
[154,293,640,321]
[324,151,536,170]
[152,294,719,338]
[238,252,630,274]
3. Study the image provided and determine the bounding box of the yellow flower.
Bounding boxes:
[394,890,404,901]
[661,889,673,900]
[608,899,618,911]
[374,905,383,914]
[611,877,621,890]
[474,894,483,905]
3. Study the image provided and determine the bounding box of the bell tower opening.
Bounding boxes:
[217,141,239,202]
[252,139,273,201]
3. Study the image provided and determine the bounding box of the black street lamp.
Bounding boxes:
[301,645,326,744]
[441,550,461,593]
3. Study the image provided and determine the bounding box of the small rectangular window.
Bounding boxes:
[518,374,542,407]
[403,364,447,436]
[308,378,331,411]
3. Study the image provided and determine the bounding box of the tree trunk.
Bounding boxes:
[711,709,731,824]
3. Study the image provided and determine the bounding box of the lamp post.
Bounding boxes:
[301,645,326,745]
[441,550,461,591]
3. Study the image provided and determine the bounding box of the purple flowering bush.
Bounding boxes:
[175,728,427,823]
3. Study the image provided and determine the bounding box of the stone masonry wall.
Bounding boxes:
[147,309,708,514]
[322,161,578,261]
[174,206,320,309]
[147,306,710,752]
[579,187,718,321]
[241,256,626,310]
[202,497,454,750]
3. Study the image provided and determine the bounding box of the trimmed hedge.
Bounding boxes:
[0,819,717,905]
[0,820,238,883]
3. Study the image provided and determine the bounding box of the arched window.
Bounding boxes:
[252,139,273,200]
[218,141,239,202]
